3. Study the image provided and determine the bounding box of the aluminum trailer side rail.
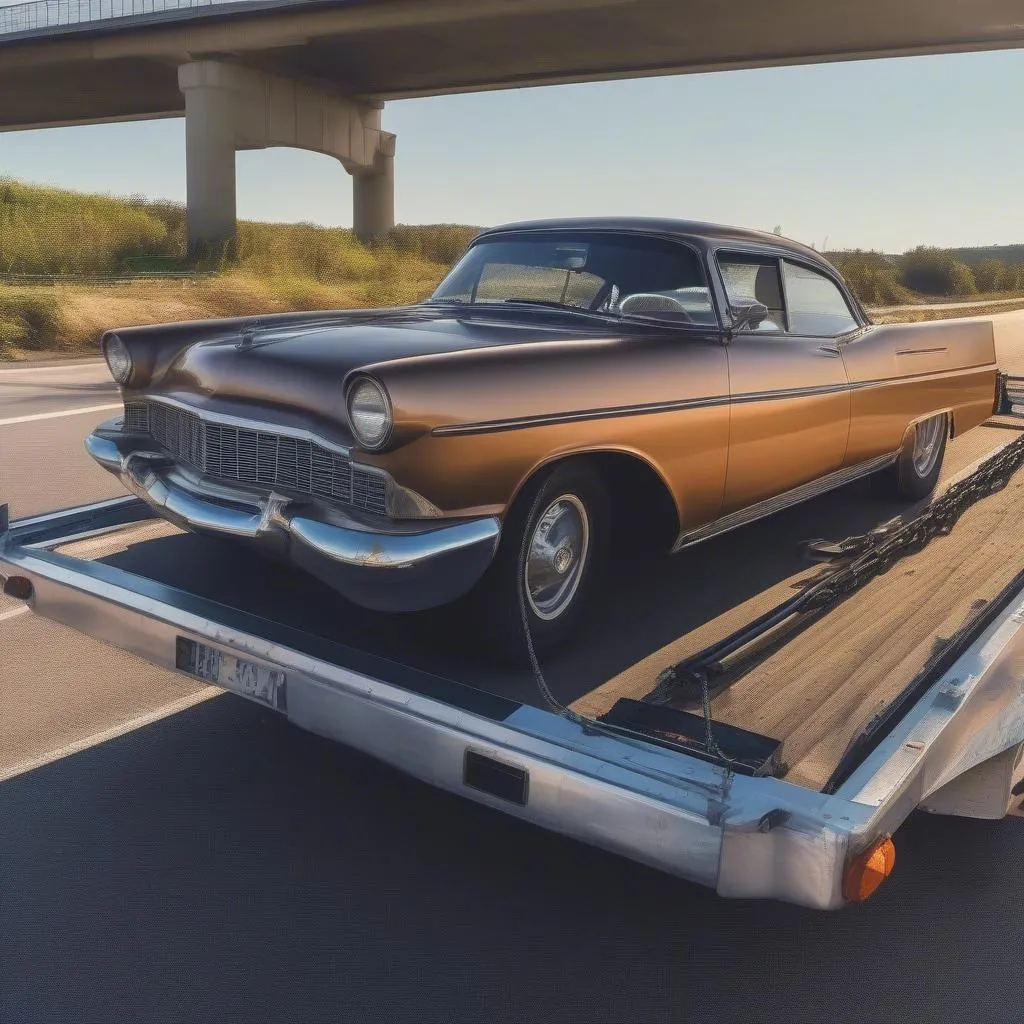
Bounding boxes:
[4,496,1024,909]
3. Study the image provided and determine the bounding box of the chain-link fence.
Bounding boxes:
[0,0,224,37]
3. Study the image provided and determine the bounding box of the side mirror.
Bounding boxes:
[729,301,769,332]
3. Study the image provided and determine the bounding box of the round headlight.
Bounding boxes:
[347,377,392,449]
[104,335,133,385]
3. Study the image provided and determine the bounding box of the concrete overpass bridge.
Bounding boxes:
[2,0,1022,254]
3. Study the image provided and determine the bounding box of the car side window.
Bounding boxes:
[717,256,786,332]
[782,260,859,336]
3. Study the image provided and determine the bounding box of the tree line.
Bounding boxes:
[0,178,479,282]
[826,247,1024,306]
[2,178,1023,308]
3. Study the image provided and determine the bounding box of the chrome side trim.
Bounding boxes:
[432,363,995,438]
[672,451,898,552]
[432,383,847,437]
[849,362,995,391]
[432,394,732,435]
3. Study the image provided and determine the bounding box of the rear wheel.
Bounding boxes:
[873,413,948,501]
[470,462,608,663]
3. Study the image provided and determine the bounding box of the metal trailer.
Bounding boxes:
[4,443,1024,911]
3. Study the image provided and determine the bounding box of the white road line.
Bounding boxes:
[0,361,105,375]
[0,687,221,784]
[0,402,121,427]
[0,605,30,622]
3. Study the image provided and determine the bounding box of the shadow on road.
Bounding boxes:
[98,476,910,705]
[0,694,1019,1023]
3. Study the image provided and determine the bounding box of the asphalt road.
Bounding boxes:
[3,344,1024,1023]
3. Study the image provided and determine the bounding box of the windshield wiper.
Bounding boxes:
[500,298,592,310]
[478,298,624,323]
[424,298,709,331]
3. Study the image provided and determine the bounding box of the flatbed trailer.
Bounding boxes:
[4,382,1024,909]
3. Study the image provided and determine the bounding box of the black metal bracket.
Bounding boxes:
[599,698,785,777]
[997,372,1024,415]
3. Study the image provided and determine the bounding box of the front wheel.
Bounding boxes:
[873,413,948,502]
[470,462,608,663]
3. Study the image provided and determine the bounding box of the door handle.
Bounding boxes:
[818,344,841,356]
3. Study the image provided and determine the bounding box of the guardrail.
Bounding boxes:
[0,0,223,36]
[0,270,216,285]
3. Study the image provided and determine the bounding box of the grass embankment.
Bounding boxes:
[0,270,446,360]
[3,177,1024,358]
[0,178,474,359]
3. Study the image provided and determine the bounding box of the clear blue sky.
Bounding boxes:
[2,47,1022,253]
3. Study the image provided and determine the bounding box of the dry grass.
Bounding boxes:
[869,299,1024,324]
[0,270,444,360]
[4,272,1024,361]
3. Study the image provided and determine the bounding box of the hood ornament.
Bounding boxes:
[236,318,265,350]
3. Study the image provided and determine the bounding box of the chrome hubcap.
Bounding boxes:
[912,415,945,477]
[524,494,590,621]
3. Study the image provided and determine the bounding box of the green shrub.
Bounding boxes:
[0,291,63,349]
[901,247,978,297]
[1002,264,1024,291]
[0,315,29,353]
[827,250,912,306]
[0,178,171,275]
[975,259,1007,293]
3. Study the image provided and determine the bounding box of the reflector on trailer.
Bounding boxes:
[2,575,33,601]
[843,836,896,902]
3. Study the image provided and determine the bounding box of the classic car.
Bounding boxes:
[87,218,999,659]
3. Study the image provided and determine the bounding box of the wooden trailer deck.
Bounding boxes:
[573,416,1024,790]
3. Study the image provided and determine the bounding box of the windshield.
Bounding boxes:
[428,232,718,325]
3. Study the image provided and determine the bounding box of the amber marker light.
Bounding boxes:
[843,835,896,903]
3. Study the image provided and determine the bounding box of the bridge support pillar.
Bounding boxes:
[352,106,396,243]
[178,61,396,259]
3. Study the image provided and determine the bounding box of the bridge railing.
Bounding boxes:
[0,0,218,36]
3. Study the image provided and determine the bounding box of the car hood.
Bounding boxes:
[153,311,613,428]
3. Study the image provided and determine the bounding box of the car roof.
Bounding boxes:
[475,217,826,265]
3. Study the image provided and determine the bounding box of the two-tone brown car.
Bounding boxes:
[88,218,999,658]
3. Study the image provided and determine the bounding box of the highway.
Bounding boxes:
[3,343,1024,1022]
[870,295,1024,315]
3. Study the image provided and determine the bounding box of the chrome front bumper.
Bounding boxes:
[85,426,501,613]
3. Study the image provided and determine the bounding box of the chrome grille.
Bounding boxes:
[124,401,388,515]
[123,402,151,435]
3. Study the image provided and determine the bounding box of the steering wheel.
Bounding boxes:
[616,292,696,323]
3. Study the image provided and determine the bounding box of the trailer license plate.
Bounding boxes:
[175,637,287,711]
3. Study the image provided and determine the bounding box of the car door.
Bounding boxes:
[718,252,852,515]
